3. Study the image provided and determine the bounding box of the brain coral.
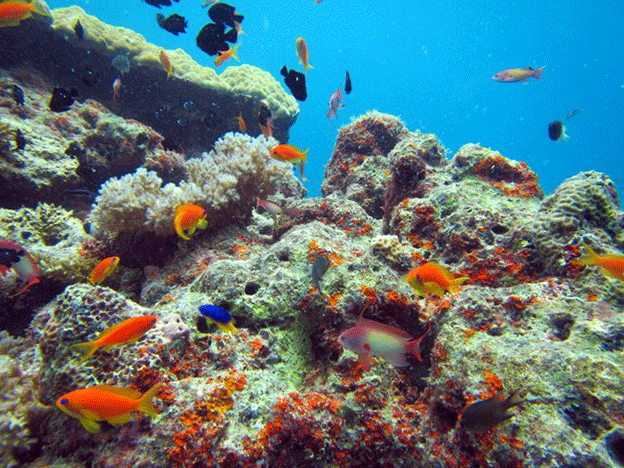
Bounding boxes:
[88,133,301,239]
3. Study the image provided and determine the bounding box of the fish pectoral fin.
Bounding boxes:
[80,417,101,433]
[107,413,134,425]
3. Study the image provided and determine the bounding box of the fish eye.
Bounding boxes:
[59,398,68,405]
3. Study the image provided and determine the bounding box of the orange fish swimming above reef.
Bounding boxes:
[572,242,624,280]
[270,144,308,181]
[492,66,545,83]
[296,37,313,73]
[174,203,208,240]
[214,43,240,67]
[56,383,162,433]
[0,0,49,27]
[88,256,120,285]
[403,262,469,296]
[70,315,157,363]
[159,49,174,79]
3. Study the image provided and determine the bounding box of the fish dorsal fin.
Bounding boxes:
[357,317,411,339]
[93,385,141,400]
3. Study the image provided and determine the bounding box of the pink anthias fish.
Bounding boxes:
[256,199,283,217]
[327,87,345,119]
[492,66,545,83]
[338,317,430,371]
[0,239,40,296]
[112,78,122,102]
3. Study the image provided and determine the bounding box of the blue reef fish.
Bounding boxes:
[199,304,238,334]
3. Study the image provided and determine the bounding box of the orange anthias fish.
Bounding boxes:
[572,242,624,280]
[56,382,162,433]
[270,144,309,181]
[296,37,313,73]
[403,262,469,296]
[88,256,120,285]
[492,66,545,83]
[338,317,430,371]
[174,203,208,240]
[159,49,173,79]
[237,112,247,133]
[0,0,49,27]
[215,43,240,67]
[70,315,157,363]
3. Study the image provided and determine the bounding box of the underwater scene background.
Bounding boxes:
[1,0,624,467]
[47,0,624,196]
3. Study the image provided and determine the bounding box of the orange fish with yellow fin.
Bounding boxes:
[174,203,208,240]
[70,315,157,363]
[0,0,49,27]
[56,383,162,433]
[403,262,469,296]
[572,241,624,280]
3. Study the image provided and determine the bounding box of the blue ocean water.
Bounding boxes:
[48,0,624,197]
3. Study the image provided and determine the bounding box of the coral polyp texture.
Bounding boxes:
[1,13,623,465]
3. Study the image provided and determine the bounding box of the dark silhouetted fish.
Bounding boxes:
[156,13,187,35]
[74,20,84,40]
[143,0,179,8]
[49,87,78,112]
[311,256,331,295]
[258,102,272,128]
[345,70,352,94]
[461,390,525,433]
[208,2,243,28]
[14,128,25,150]
[565,107,581,122]
[196,22,237,56]
[81,67,99,87]
[280,66,307,101]
[548,120,568,141]
[12,84,24,106]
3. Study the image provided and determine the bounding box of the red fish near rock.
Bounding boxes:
[0,239,40,296]
[327,87,345,119]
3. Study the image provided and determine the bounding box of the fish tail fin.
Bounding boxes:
[448,276,469,293]
[231,44,240,62]
[534,66,545,79]
[137,383,163,418]
[299,151,308,181]
[406,324,431,362]
[574,241,599,266]
[305,63,314,73]
[504,388,526,409]
[69,340,99,364]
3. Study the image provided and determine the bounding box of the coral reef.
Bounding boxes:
[1,73,623,467]
[0,6,298,151]
[88,132,303,239]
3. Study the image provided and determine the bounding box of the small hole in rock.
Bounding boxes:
[245,282,260,295]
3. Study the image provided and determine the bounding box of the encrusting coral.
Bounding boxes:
[88,133,302,239]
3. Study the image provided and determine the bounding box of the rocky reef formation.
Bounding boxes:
[1,44,623,467]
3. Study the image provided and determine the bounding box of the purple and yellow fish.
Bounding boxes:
[492,66,545,83]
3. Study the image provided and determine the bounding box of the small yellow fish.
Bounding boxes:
[215,44,240,67]
[159,49,173,79]
[296,37,313,72]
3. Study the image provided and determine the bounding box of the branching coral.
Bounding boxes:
[88,133,298,239]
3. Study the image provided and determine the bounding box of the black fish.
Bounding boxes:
[156,13,188,35]
[63,188,97,199]
[74,20,84,40]
[345,70,352,94]
[14,129,26,150]
[257,102,272,127]
[311,256,331,295]
[208,3,244,28]
[12,85,24,106]
[461,390,525,433]
[280,66,307,101]
[196,22,237,56]
[49,87,78,113]
[143,0,179,8]
[565,107,581,122]
[81,67,99,87]
[548,120,567,141]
